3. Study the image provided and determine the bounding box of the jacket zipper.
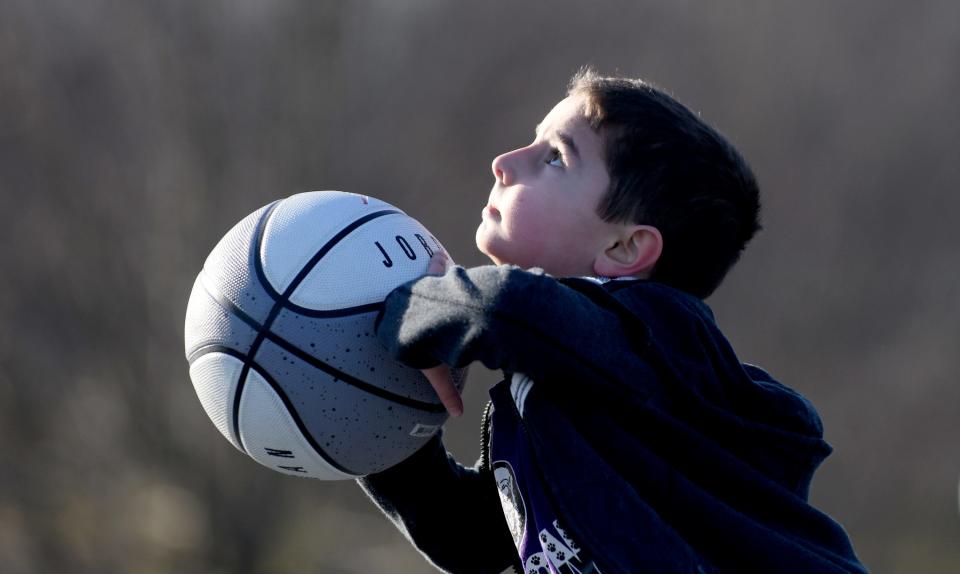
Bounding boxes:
[481,399,523,574]
[480,399,493,472]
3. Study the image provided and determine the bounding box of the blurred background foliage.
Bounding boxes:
[1,1,958,572]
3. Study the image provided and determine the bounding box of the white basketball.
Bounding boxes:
[184,191,462,479]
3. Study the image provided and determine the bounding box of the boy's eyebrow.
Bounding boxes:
[534,123,580,159]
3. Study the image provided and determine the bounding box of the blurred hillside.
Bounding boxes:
[1,1,958,572]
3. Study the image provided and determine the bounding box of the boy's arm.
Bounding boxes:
[362,264,642,573]
[376,264,649,401]
[357,431,519,574]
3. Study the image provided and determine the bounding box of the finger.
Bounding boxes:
[421,364,463,417]
[426,250,449,275]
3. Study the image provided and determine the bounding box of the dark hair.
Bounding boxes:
[569,68,761,298]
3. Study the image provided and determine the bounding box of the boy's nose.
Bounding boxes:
[491,149,518,186]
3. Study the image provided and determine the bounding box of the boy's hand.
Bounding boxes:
[421,250,463,417]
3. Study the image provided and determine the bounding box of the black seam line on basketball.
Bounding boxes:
[280,301,384,318]
[260,331,447,413]
[185,286,255,455]
[183,344,251,453]
[245,361,361,477]
[233,362,251,456]
[189,344,248,362]
[187,343,249,366]
[280,209,402,300]
[252,200,284,302]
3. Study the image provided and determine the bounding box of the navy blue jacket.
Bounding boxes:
[358,265,867,573]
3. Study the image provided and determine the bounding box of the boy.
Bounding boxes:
[357,69,867,573]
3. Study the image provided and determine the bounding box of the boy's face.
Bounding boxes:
[476,94,621,277]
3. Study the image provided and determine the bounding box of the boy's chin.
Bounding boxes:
[476,243,505,266]
[476,245,512,267]
[475,227,502,264]
[476,227,532,268]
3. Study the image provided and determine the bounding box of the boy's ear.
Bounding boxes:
[593,225,663,278]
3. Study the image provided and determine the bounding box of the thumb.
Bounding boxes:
[426,249,452,276]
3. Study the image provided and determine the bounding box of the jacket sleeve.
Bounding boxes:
[357,431,519,574]
[361,265,647,573]
[374,264,652,401]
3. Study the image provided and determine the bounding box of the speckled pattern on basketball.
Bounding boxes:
[184,191,459,479]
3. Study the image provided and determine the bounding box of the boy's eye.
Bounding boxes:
[546,148,564,167]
